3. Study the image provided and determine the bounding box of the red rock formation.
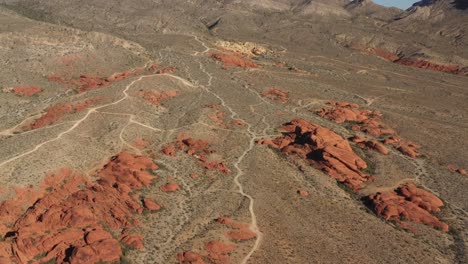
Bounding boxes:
[217,217,256,241]
[162,134,232,174]
[210,53,258,68]
[258,119,372,191]
[11,85,42,96]
[208,109,227,127]
[231,120,246,126]
[48,65,149,93]
[351,135,389,155]
[25,98,98,130]
[138,90,178,105]
[162,144,177,156]
[395,57,463,74]
[317,102,381,126]
[297,190,310,197]
[143,198,161,211]
[160,182,181,192]
[121,234,144,249]
[447,164,467,175]
[190,173,200,179]
[353,45,466,75]
[205,240,236,254]
[261,88,289,103]
[177,251,206,264]
[397,141,421,158]
[368,183,448,232]
[382,136,401,145]
[0,152,158,263]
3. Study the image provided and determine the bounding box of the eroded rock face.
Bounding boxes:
[351,135,389,155]
[261,88,289,103]
[395,57,463,74]
[397,141,422,158]
[161,133,231,174]
[210,53,259,68]
[11,85,42,96]
[0,152,158,263]
[448,164,467,175]
[368,183,448,232]
[25,98,98,130]
[351,45,466,75]
[143,198,161,211]
[160,182,181,192]
[258,119,371,191]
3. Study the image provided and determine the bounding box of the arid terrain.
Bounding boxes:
[0,0,467,263]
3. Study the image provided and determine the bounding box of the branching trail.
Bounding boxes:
[0,74,154,168]
[187,35,263,263]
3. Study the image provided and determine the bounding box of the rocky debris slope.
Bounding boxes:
[0,152,159,263]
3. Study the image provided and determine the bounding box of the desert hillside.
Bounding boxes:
[0,0,466,263]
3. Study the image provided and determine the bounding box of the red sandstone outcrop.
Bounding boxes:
[160,182,181,192]
[143,198,161,211]
[11,85,42,96]
[217,217,256,241]
[261,88,289,103]
[177,251,206,264]
[47,65,148,93]
[205,241,237,262]
[190,173,200,179]
[205,240,236,254]
[161,133,231,174]
[138,89,178,105]
[317,101,423,158]
[210,53,258,68]
[231,120,246,126]
[368,183,448,232]
[258,119,371,191]
[297,190,310,197]
[208,109,227,127]
[0,152,158,263]
[317,102,394,138]
[382,136,401,145]
[395,57,463,74]
[25,98,98,130]
[397,141,421,158]
[121,234,145,249]
[353,45,466,75]
[448,164,467,175]
[351,135,389,155]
